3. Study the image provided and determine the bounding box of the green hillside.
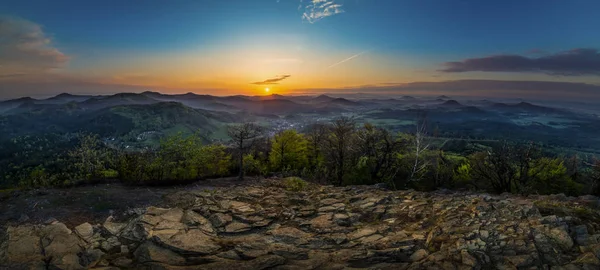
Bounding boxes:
[0,102,235,147]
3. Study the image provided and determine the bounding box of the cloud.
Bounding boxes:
[440,48,600,76]
[290,80,600,101]
[0,16,69,76]
[327,50,370,69]
[301,0,344,23]
[251,75,291,85]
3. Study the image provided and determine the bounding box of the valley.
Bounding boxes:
[1,92,599,154]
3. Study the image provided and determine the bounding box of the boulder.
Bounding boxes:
[75,222,94,240]
[159,208,184,222]
[183,210,215,234]
[225,222,252,233]
[210,213,233,228]
[548,227,574,251]
[5,226,44,263]
[349,228,377,240]
[409,249,429,262]
[153,229,220,255]
[134,241,186,265]
[41,222,85,268]
[146,206,170,216]
[229,201,255,214]
[100,236,121,252]
[309,214,333,230]
[269,226,312,245]
[80,249,105,268]
[103,216,127,235]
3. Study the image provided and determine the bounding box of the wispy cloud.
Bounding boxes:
[440,48,600,76]
[0,16,69,76]
[301,0,344,23]
[289,80,600,101]
[327,50,370,69]
[251,75,291,85]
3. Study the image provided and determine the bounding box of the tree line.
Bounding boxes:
[1,117,600,196]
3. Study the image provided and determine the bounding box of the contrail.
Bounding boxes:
[327,50,370,69]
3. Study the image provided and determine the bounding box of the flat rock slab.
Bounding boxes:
[3,179,600,269]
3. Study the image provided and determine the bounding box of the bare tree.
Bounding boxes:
[228,122,263,180]
[470,141,540,193]
[322,116,356,186]
[355,123,404,184]
[408,114,431,183]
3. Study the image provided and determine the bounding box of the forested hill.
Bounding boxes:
[0,101,235,143]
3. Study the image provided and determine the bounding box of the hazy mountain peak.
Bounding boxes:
[141,91,161,95]
[55,93,75,98]
[441,100,463,107]
[313,94,335,103]
[2,97,36,103]
[330,97,358,105]
[516,101,535,107]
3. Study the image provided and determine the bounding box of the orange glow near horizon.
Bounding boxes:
[57,43,436,97]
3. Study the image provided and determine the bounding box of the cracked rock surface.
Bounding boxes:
[2,179,600,269]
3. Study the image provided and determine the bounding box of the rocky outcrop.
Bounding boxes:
[2,179,600,269]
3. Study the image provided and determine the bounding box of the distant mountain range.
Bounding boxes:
[1,91,577,117]
[439,100,463,108]
[0,92,369,145]
[0,92,368,115]
[2,91,600,152]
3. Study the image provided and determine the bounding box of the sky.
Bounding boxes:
[1,0,600,99]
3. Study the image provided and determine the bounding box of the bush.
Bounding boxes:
[100,169,119,179]
[243,153,268,177]
[118,133,233,185]
[283,177,308,191]
[198,144,232,178]
[527,157,582,196]
[453,162,473,188]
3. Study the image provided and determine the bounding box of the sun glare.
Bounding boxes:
[265,88,270,93]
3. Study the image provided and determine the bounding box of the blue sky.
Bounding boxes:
[1,0,600,98]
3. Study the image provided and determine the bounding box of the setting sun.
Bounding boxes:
[265,88,270,93]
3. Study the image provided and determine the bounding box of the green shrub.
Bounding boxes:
[117,133,233,185]
[283,177,308,191]
[243,154,268,176]
[100,169,119,179]
[527,157,581,196]
[453,162,473,186]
